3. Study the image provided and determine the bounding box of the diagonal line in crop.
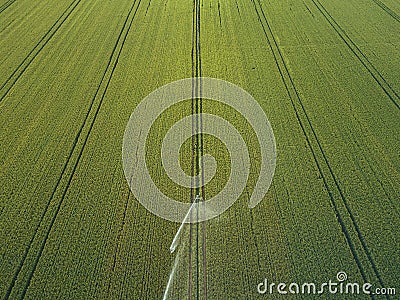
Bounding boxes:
[309,0,400,110]
[0,0,82,103]
[4,0,143,298]
[0,0,15,14]
[370,0,400,23]
[251,0,389,297]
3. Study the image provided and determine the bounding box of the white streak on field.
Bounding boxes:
[170,201,197,253]
[164,201,196,299]
[162,252,180,300]
[163,235,187,300]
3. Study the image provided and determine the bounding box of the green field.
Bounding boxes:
[1,0,399,299]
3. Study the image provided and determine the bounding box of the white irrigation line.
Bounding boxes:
[163,198,198,300]
[162,249,181,300]
[164,196,201,299]
[169,199,199,253]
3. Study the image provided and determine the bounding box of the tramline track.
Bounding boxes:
[189,0,207,298]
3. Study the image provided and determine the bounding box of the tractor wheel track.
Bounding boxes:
[251,0,389,298]
[0,0,15,14]
[310,0,400,110]
[0,0,82,103]
[4,0,142,298]
[189,0,207,298]
[371,0,400,23]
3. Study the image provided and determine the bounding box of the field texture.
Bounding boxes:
[0,0,399,299]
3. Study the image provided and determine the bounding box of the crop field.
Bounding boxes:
[0,0,399,299]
